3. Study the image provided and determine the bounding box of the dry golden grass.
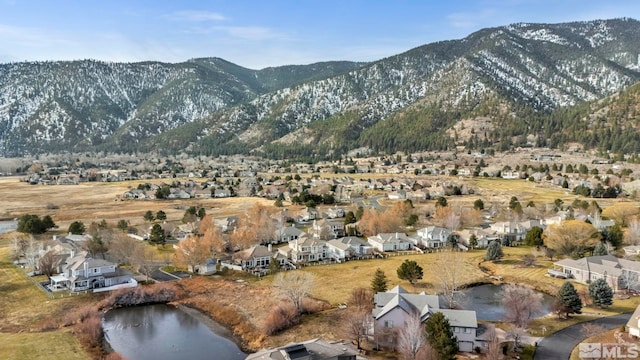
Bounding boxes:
[0,332,88,360]
[0,176,273,230]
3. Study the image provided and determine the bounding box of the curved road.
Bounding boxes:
[534,313,632,360]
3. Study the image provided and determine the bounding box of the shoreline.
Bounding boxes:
[173,302,250,355]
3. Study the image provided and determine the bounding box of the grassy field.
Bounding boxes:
[0,332,88,360]
[0,242,92,360]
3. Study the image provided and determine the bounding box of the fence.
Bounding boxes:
[15,265,54,299]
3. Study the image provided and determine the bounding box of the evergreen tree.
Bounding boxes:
[436,196,448,207]
[344,211,356,224]
[469,234,478,249]
[143,210,155,222]
[485,240,504,261]
[149,223,166,246]
[588,278,613,308]
[41,215,56,230]
[473,199,484,210]
[117,219,129,232]
[371,268,388,293]
[155,210,167,221]
[600,225,623,249]
[593,242,608,256]
[397,259,423,285]
[425,312,458,360]
[557,282,582,317]
[68,221,86,235]
[525,226,544,247]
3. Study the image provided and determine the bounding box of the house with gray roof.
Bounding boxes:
[371,285,480,352]
[627,304,640,339]
[367,233,412,252]
[49,251,136,292]
[277,225,306,243]
[246,338,367,360]
[326,236,373,261]
[410,226,452,249]
[553,255,640,291]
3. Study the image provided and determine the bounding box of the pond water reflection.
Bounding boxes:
[103,304,246,360]
[449,284,555,321]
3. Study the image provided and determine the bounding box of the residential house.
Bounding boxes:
[371,286,480,352]
[325,207,345,219]
[246,338,367,360]
[326,236,373,261]
[553,255,640,291]
[457,228,498,249]
[410,226,452,249]
[189,258,217,275]
[489,221,527,243]
[298,207,318,222]
[312,219,346,239]
[49,251,136,292]
[624,245,640,257]
[627,304,640,339]
[277,225,306,243]
[213,189,232,198]
[280,236,328,264]
[367,233,412,252]
[232,245,274,270]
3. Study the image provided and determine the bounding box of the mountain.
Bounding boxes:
[2,18,640,158]
[0,58,363,156]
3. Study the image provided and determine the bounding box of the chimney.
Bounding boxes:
[268,244,272,252]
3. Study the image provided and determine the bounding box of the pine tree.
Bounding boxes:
[143,210,155,222]
[397,259,424,285]
[557,282,582,317]
[485,240,504,261]
[149,223,166,246]
[371,268,388,293]
[425,312,458,360]
[588,278,613,308]
[469,234,478,249]
[593,242,608,256]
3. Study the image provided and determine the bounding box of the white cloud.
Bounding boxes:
[167,10,227,22]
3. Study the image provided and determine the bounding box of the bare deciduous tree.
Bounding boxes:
[229,204,276,249]
[397,311,427,360]
[107,233,145,266]
[433,207,460,231]
[506,326,526,349]
[359,208,403,237]
[543,220,600,256]
[460,208,483,228]
[341,308,370,350]
[273,271,315,314]
[38,250,58,277]
[484,325,502,359]
[431,251,462,309]
[501,284,543,328]
[580,322,606,339]
[348,287,374,312]
[625,218,640,245]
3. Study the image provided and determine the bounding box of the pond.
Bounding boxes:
[449,284,555,321]
[103,304,246,360]
[0,220,17,235]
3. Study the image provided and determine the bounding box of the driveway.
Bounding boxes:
[533,313,632,360]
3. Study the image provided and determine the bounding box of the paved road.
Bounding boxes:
[534,313,632,360]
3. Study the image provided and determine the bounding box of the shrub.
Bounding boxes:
[263,303,299,335]
[75,311,103,349]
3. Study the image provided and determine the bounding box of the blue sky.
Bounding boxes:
[1,0,640,69]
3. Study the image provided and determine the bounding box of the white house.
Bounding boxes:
[553,255,640,291]
[372,286,480,352]
[627,304,640,338]
[367,233,412,252]
[280,236,328,264]
[411,226,452,248]
[49,251,136,292]
[326,236,373,261]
